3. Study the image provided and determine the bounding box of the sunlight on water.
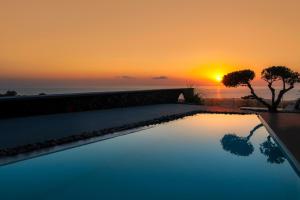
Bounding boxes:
[0,114,299,200]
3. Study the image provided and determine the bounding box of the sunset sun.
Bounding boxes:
[215,74,223,83]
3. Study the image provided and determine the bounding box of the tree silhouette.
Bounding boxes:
[260,136,285,164]
[0,90,18,97]
[222,66,300,112]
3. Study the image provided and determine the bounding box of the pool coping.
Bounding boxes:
[258,115,300,177]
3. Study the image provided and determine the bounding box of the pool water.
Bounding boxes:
[0,114,299,200]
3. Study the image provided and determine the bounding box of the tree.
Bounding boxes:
[222,66,300,112]
[0,90,18,97]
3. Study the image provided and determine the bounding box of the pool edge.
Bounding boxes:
[258,114,300,177]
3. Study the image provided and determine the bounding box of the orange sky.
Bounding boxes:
[1,0,300,86]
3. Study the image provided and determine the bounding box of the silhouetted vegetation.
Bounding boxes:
[0,91,47,97]
[183,85,204,105]
[0,90,18,97]
[222,66,300,112]
[185,92,204,105]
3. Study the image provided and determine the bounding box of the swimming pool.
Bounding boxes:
[0,114,299,199]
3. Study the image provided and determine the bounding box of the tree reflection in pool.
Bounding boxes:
[260,136,286,164]
[220,123,286,164]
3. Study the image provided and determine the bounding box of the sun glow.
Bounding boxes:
[215,74,223,83]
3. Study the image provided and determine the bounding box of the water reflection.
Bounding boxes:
[221,123,286,164]
[260,136,285,164]
[221,134,254,156]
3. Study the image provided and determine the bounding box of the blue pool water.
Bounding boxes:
[0,114,299,199]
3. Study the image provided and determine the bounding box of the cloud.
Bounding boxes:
[119,75,135,79]
[152,76,168,80]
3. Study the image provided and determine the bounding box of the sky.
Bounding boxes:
[0,0,300,87]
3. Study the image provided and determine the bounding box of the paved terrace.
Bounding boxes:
[259,113,300,171]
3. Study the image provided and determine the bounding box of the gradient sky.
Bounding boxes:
[1,0,300,86]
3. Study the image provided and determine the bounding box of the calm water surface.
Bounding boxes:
[0,114,299,199]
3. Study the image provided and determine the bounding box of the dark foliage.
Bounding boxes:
[261,66,300,86]
[0,90,18,97]
[185,93,203,105]
[222,70,255,87]
[222,66,300,112]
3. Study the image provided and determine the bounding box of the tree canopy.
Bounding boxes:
[222,70,255,87]
[261,66,300,86]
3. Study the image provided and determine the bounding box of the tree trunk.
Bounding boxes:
[246,83,271,110]
[269,105,278,112]
[272,85,294,112]
[267,83,275,105]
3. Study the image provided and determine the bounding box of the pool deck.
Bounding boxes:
[259,113,300,172]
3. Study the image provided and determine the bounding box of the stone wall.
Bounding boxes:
[0,88,194,118]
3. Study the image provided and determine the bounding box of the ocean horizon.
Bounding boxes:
[1,85,299,100]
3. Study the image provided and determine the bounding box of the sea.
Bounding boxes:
[0,85,299,100]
